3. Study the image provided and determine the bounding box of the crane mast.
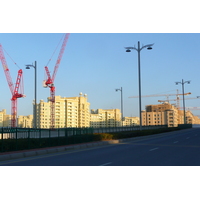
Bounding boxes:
[0,44,25,127]
[44,33,70,129]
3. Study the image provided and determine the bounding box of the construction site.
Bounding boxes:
[129,90,200,127]
[0,34,70,129]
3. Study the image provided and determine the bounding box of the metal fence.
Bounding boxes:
[0,125,168,153]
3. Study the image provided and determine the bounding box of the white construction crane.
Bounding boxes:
[158,96,200,109]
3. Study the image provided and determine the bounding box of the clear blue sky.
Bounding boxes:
[0,33,200,117]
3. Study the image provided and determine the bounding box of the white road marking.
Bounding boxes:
[174,141,178,143]
[99,162,112,166]
[149,147,159,151]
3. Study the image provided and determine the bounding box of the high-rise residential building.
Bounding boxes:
[90,109,121,128]
[122,117,140,126]
[18,115,33,128]
[36,94,90,128]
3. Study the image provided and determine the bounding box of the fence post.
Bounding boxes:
[73,128,76,144]
[57,128,60,146]
[39,128,41,148]
[65,128,68,145]
[28,128,30,149]
[1,127,3,152]
[49,129,51,147]
[16,127,18,151]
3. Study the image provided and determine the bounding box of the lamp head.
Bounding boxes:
[26,66,30,69]
[147,46,152,50]
[126,49,131,52]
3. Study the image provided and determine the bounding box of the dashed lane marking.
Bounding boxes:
[149,147,159,151]
[99,162,112,166]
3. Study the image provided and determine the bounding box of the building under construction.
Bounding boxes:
[142,102,200,127]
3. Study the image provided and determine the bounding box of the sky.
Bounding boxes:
[0,33,200,118]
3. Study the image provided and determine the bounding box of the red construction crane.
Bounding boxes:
[0,44,25,127]
[43,33,70,129]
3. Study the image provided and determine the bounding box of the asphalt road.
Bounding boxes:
[1,128,200,166]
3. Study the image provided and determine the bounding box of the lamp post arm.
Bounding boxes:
[140,43,154,51]
[124,47,138,52]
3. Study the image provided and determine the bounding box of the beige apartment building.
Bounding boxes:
[36,94,90,128]
[185,110,200,124]
[123,117,140,126]
[0,109,6,127]
[18,115,33,128]
[90,109,121,128]
[0,109,11,127]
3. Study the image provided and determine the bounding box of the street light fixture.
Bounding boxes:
[125,41,154,130]
[115,87,123,126]
[25,61,37,129]
[175,79,190,124]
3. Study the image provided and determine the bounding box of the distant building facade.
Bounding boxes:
[0,109,6,127]
[90,109,121,128]
[0,109,11,127]
[122,117,140,126]
[18,115,33,128]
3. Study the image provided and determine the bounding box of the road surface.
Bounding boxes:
[0,128,200,166]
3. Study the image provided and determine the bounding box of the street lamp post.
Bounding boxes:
[175,79,190,124]
[116,87,123,126]
[26,61,37,129]
[125,41,154,130]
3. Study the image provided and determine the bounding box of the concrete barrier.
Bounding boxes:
[47,148,57,154]
[24,151,37,157]
[0,154,11,161]
[79,144,88,149]
[86,143,93,148]
[36,150,48,155]
[65,146,74,151]
[73,145,81,150]
[10,153,24,160]
[56,147,66,152]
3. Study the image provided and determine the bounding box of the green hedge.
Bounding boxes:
[94,127,181,140]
